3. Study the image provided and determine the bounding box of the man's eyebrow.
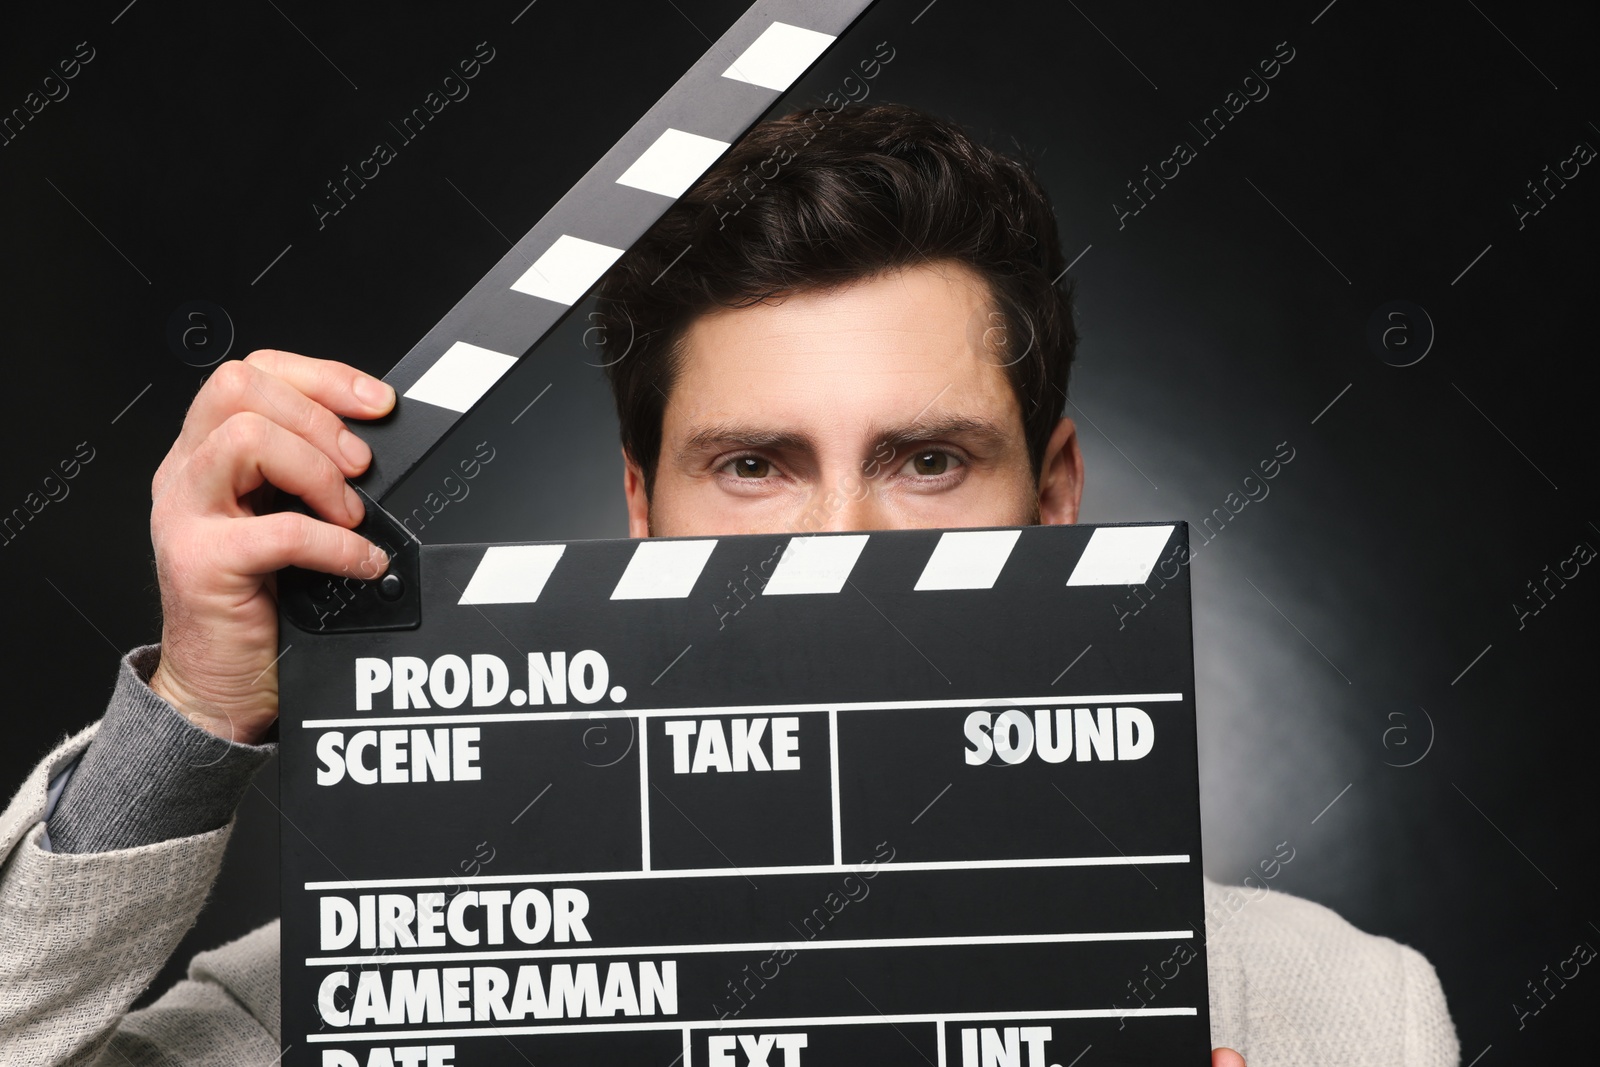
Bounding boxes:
[676,423,816,460]
[868,415,1013,453]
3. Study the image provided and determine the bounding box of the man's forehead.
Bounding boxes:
[664,261,1021,441]
[685,260,995,352]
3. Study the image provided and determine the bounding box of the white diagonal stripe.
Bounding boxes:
[1066,525,1175,586]
[721,22,836,91]
[457,545,567,605]
[615,128,731,198]
[913,529,1022,591]
[402,342,516,414]
[509,234,624,306]
[610,540,718,600]
[763,534,869,595]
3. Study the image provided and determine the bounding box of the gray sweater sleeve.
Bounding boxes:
[47,644,277,854]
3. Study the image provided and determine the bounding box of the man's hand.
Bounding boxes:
[1213,1048,1245,1066]
[148,350,394,744]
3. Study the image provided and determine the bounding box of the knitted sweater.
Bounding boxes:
[0,647,1460,1065]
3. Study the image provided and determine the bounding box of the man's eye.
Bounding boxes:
[730,456,771,478]
[903,450,962,477]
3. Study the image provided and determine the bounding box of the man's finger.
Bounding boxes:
[221,510,390,579]
[241,349,394,418]
[177,412,363,528]
[162,359,375,491]
[1212,1047,1246,1067]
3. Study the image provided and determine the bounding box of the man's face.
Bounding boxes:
[623,260,1083,538]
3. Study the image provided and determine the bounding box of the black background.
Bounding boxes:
[2,0,1596,1062]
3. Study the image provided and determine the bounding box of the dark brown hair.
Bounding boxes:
[595,101,1077,495]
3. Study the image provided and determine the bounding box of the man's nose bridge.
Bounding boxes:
[813,469,882,532]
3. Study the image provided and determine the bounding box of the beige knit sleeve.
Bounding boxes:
[106,921,282,1066]
[1399,942,1461,1067]
[1202,877,1463,1066]
[0,726,237,1065]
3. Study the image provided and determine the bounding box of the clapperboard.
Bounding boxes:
[275,3,1211,1065]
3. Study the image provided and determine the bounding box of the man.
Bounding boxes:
[0,104,1458,1065]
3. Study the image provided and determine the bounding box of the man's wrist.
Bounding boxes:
[148,658,273,747]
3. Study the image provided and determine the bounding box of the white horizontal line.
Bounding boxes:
[306,1006,1197,1042]
[307,929,1194,967]
[302,692,1185,729]
[305,853,1192,891]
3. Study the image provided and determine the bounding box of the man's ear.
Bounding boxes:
[1037,416,1084,525]
[622,447,652,538]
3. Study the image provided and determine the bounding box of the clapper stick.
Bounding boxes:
[280,0,877,633]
